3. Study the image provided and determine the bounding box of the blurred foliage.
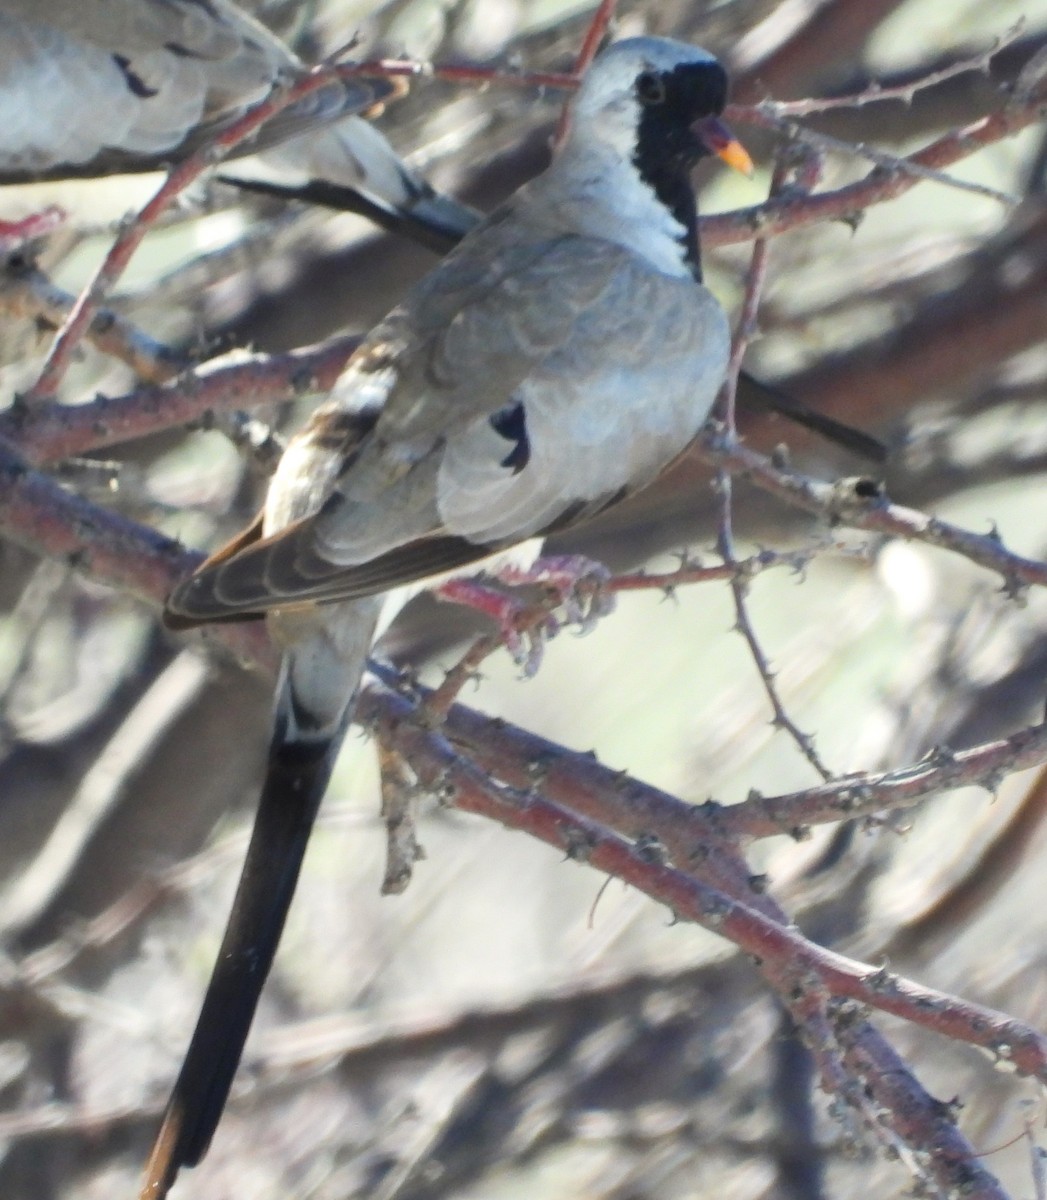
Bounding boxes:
[0,2,1046,1198]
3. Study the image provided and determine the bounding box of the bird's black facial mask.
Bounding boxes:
[632,60,731,279]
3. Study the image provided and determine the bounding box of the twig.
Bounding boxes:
[744,106,1019,206]
[761,20,1027,116]
[362,683,1047,1082]
[715,720,1047,841]
[710,89,1046,247]
[421,634,501,723]
[0,262,189,384]
[700,430,1047,594]
[1,338,358,465]
[716,468,834,782]
[607,541,855,594]
[552,0,617,147]
[377,742,425,896]
[0,206,66,248]
[716,160,834,781]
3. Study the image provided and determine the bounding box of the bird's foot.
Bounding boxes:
[0,206,66,250]
[435,578,558,675]
[494,554,616,633]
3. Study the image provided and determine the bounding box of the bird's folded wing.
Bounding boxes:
[315,233,712,548]
[358,229,639,446]
[166,232,702,625]
[164,522,498,628]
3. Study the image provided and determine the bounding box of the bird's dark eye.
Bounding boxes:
[636,71,666,106]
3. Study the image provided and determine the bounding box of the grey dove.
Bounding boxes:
[144,35,753,1198]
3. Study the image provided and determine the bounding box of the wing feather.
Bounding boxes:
[0,4,397,179]
[166,223,721,627]
[164,523,500,628]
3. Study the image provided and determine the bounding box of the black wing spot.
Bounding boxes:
[113,55,158,99]
[489,401,530,474]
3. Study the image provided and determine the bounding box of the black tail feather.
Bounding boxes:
[738,370,887,464]
[219,175,479,254]
[140,732,338,1198]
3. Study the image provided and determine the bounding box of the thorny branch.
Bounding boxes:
[354,683,1044,1199]
[755,20,1028,117]
[0,14,1046,1194]
[4,22,1040,409]
[714,155,834,780]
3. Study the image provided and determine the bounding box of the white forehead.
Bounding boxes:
[573,37,720,117]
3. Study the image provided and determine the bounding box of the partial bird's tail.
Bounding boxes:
[227,115,483,252]
[140,601,380,1199]
[737,370,887,463]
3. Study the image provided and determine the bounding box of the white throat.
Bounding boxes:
[539,133,693,278]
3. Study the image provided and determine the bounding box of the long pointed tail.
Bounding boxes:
[139,730,338,1198]
[738,370,886,463]
[141,602,379,1199]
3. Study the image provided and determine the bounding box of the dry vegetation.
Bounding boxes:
[0,1,1046,1198]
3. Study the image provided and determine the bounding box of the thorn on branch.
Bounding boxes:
[563,828,596,863]
[863,965,896,993]
[634,833,668,865]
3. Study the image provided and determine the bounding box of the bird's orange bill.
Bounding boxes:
[694,115,754,176]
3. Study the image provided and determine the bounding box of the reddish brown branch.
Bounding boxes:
[435,694,1047,866]
[719,722,1047,841]
[0,437,271,665]
[552,0,617,146]
[833,1012,1008,1199]
[700,431,1047,594]
[0,437,186,603]
[0,262,189,385]
[361,684,1047,1085]
[709,92,1046,247]
[0,206,65,247]
[1,337,359,465]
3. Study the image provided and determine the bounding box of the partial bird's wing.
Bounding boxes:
[1,0,279,59]
[166,227,719,626]
[0,2,479,250]
[0,3,396,178]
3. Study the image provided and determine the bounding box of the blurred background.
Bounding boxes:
[0,0,1046,1196]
